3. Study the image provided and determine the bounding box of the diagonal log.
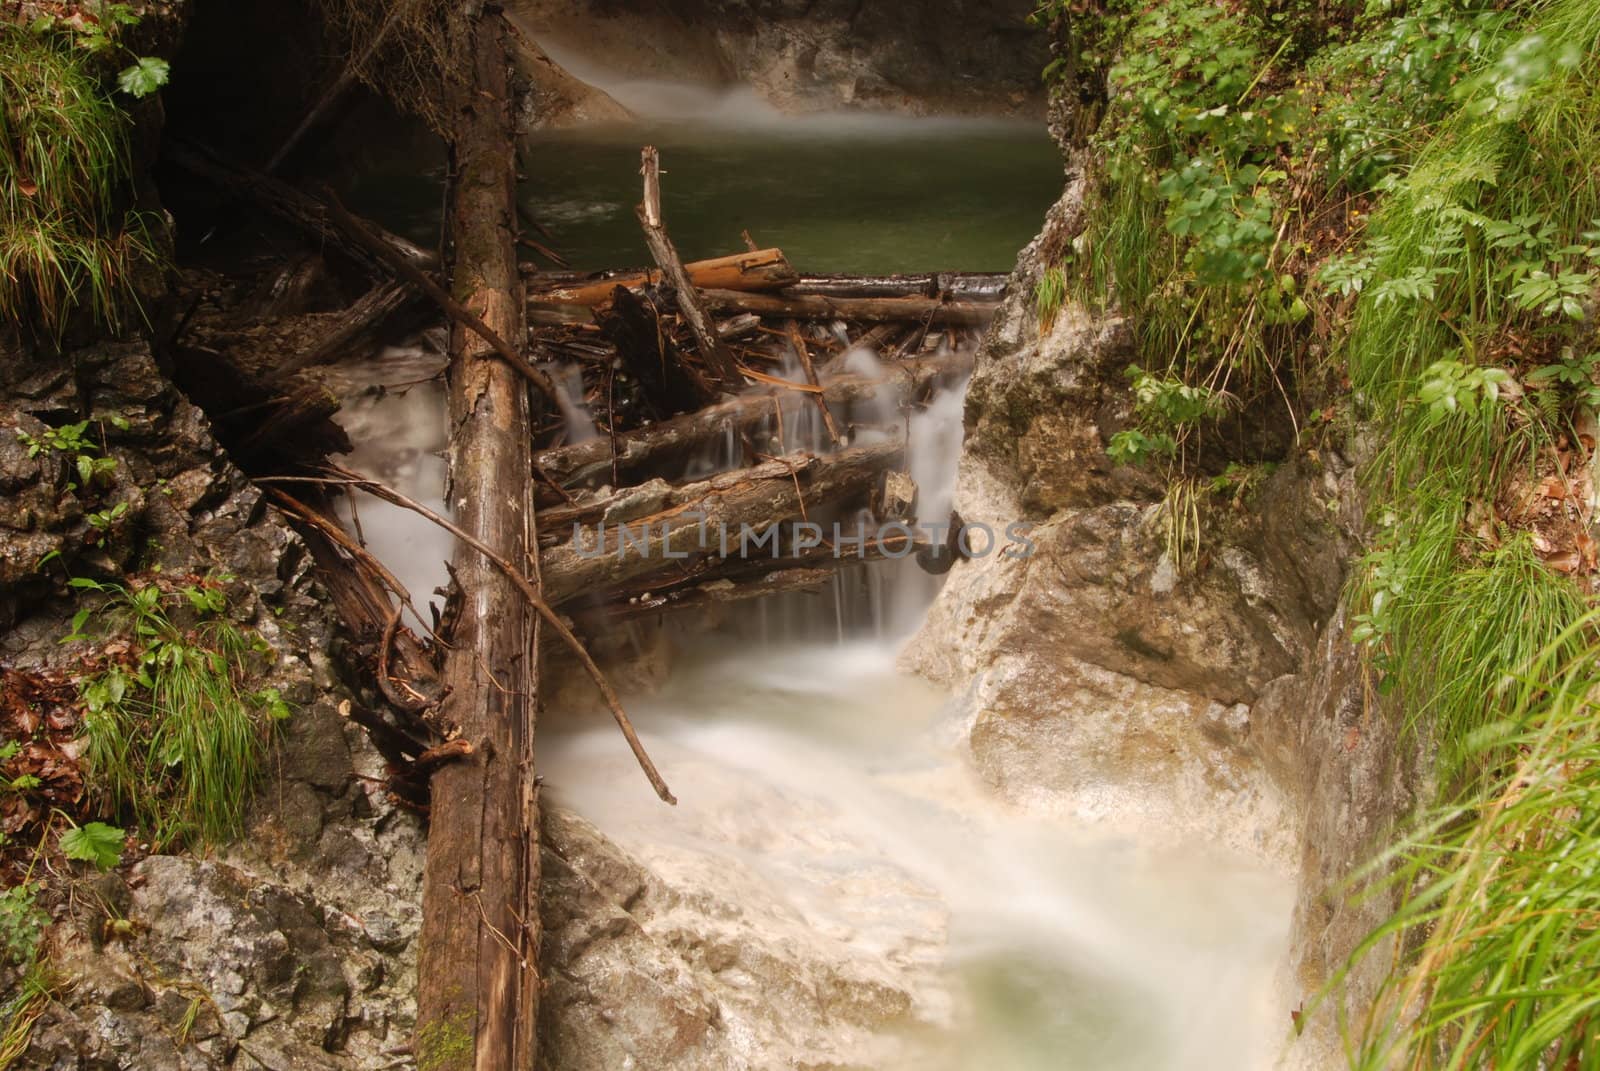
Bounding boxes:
[635,146,744,387]
[533,352,970,490]
[538,442,904,607]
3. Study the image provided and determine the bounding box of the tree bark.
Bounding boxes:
[699,288,1000,325]
[787,272,1008,301]
[416,6,541,1070]
[538,442,903,606]
[635,146,743,386]
[526,248,798,306]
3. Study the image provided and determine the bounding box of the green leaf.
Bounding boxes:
[256,687,292,722]
[61,822,126,870]
[116,57,170,99]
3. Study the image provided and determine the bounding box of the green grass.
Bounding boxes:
[0,27,153,334]
[1345,0,1600,753]
[1054,0,1600,1060]
[0,955,54,1070]
[1318,0,1600,1060]
[71,580,287,849]
[1341,619,1600,1069]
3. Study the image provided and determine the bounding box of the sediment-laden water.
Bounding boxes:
[325,107,1292,1069]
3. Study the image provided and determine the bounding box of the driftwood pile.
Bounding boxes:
[166,25,1005,1062]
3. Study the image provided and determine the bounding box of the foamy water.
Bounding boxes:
[543,642,1293,1071]
[322,335,1294,1068]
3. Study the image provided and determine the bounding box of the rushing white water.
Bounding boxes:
[323,333,1293,1068]
[544,641,1292,1071]
[321,346,452,616]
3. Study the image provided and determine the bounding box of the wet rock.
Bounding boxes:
[902,96,1409,1070]
[509,0,1048,119]
[507,25,633,129]
[538,806,938,1071]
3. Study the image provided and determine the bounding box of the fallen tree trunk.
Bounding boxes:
[526,248,797,306]
[416,6,542,1068]
[539,442,903,606]
[700,289,999,326]
[577,566,837,626]
[787,272,1008,301]
[533,352,970,490]
[570,525,923,628]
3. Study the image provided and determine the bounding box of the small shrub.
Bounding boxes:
[67,578,289,849]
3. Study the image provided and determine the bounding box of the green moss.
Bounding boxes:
[416,1011,475,1071]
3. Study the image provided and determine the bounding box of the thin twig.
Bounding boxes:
[260,470,677,805]
[268,490,440,713]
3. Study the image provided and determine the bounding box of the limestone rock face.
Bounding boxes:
[902,155,1418,1066]
[509,0,1049,118]
[0,337,429,1071]
[537,800,943,1071]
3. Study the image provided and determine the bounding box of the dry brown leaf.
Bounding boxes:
[1577,529,1598,572]
[1545,551,1582,574]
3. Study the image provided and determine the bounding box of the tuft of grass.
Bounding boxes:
[1035,264,1067,333]
[70,579,288,849]
[0,28,154,334]
[1380,531,1588,779]
[1339,618,1600,1069]
[0,956,54,1070]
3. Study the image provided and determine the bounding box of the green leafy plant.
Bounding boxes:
[85,501,129,532]
[28,2,171,100]
[59,821,125,870]
[0,885,45,970]
[1413,358,1511,421]
[114,56,169,99]
[66,577,289,848]
[16,420,118,492]
[0,741,40,796]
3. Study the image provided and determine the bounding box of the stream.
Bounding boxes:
[326,110,1294,1069]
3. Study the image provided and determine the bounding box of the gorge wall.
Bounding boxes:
[899,95,1428,1067]
[509,0,1049,118]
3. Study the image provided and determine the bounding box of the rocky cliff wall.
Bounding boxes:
[510,0,1048,118]
[899,104,1427,1068]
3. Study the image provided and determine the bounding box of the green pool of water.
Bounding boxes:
[344,117,1062,275]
